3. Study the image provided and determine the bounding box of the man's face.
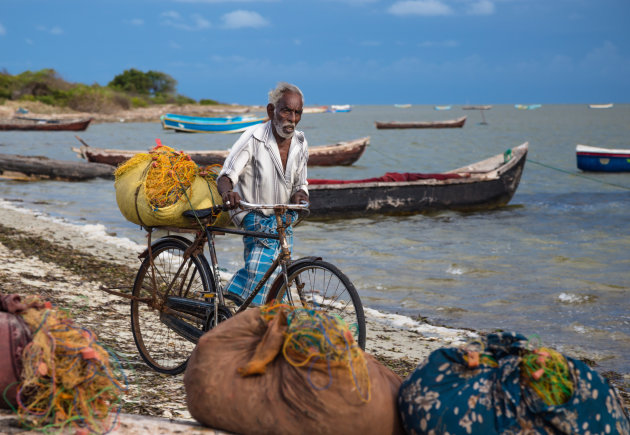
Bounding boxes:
[271,91,303,139]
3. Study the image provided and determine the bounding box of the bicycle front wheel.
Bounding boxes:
[266,259,366,349]
[131,238,212,375]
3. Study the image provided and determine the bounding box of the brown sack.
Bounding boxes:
[184,307,404,435]
[0,294,34,409]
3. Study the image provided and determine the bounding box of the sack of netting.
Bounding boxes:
[0,294,42,409]
[184,305,405,435]
[398,331,630,434]
[114,144,230,228]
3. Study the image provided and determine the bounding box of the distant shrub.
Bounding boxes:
[130,97,148,108]
[200,99,219,105]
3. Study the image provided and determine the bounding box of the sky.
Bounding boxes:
[1,0,629,105]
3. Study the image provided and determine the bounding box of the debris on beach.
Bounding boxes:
[398,331,630,434]
[185,304,405,435]
[0,293,127,433]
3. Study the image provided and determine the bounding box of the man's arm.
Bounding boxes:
[290,189,309,204]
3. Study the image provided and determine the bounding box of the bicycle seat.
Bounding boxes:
[183,208,215,219]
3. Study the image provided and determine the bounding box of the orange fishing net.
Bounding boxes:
[14,297,127,433]
[260,304,371,402]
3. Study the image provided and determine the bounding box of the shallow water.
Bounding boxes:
[1,104,629,375]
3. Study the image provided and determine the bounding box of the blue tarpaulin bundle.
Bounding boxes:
[398,332,630,434]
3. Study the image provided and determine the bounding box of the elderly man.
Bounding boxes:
[216,82,309,304]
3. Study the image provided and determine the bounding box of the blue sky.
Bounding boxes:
[1,0,629,105]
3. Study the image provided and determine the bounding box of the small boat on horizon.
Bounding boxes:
[515,104,542,110]
[576,144,630,172]
[160,113,266,133]
[374,116,466,129]
[328,105,352,113]
[303,106,328,113]
[588,103,614,109]
[462,105,492,110]
[394,104,412,108]
[434,105,452,111]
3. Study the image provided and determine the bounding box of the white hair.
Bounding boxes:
[268,82,304,106]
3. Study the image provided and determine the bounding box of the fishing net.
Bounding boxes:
[257,304,370,402]
[12,296,127,433]
[114,141,228,228]
[398,331,630,434]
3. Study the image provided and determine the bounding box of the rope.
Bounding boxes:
[527,158,630,191]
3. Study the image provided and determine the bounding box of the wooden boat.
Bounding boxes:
[303,106,328,114]
[462,105,492,110]
[72,136,370,167]
[588,103,613,109]
[307,143,528,218]
[576,145,630,172]
[160,113,267,133]
[434,105,452,111]
[374,116,466,129]
[0,117,92,131]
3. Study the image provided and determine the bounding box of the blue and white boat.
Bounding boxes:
[328,105,352,113]
[160,113,267,133]
[515,104,542,110]
[434,105,452,111]
[576,144,630,172]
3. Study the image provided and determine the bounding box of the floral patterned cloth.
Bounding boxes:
[398,332,630,434]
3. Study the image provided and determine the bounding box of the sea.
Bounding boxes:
[0,104,629,377]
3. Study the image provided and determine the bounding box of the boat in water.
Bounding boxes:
[374,116,466,129]
[160,113,266,133]
[576,144,630,172]
[307,143,528,218]
[0,117,92,131]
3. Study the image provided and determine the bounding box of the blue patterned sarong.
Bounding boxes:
[226,211,295,305]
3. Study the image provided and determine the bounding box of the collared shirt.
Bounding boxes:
[219,121,309,225]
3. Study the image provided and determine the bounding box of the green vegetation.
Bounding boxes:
[0,68,202,112]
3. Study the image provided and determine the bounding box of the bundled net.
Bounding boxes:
[14,296,127,433]
[115,142,221,211]
[521,346,573,406]
[260,304,371,402]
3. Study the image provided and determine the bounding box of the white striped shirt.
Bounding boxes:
[219,121,309,225]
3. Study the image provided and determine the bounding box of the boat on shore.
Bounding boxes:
[307,143,528,218]
[160,113,266,133]
[71,136,370,167]
[374,116,466,129]
[588,103,614,109]
[576,145,630,172]
[0,117,92,131]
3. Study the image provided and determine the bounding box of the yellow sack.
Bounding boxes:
[114,145,230,228]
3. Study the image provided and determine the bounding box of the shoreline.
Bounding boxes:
[0,200,628,432]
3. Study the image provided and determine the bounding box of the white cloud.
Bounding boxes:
[36,25,64,35]
[128,18,145,26]
[0,23,6,36]
[467,0,495,15]
[161,11,211,30]
[222,10,269,29]
[388,0,453,16]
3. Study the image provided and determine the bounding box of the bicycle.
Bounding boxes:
[129,201,366,375]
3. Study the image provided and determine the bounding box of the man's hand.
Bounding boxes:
[291,190,309,205]
[218,175,240,209]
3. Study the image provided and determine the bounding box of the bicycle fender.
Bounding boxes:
[287,256,323,270]
[138,235,192,259]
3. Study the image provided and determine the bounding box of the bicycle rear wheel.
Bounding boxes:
[266,259,366,349]
[131,238,212,375]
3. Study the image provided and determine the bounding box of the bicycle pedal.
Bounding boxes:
[201,292,216,299]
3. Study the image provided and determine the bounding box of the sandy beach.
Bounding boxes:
[0,202,478,433]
